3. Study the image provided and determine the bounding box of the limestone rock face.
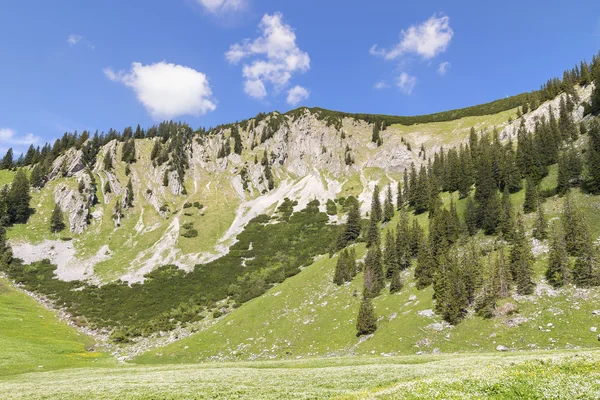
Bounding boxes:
[53,172,96,234]
[500,84,594,140]
[49,148,85,180]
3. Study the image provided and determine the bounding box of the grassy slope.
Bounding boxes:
[1,350,598,399]
[0,277,113,377]
[136,166,600,364]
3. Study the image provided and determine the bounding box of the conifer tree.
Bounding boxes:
[523,177,538,213]
[383,185,394,222]
[499,187,515,241]
[103,151,113,171]
[104,181,111,194]
[532,200,548,240]
[434,250,468,325]
[415,240,434,289]
[396,212,412,270]
[583,120,600,193]
[546,226,570,288]
[510,214,535,295]
[371,184,382,222]
[125,179,134,208]
[389,267,403,293]
[0,148,14,170]
[482,190,502,235]
[50,203,66,233]
[396,181,404,210]
[363,241,384,298]
[572,237,600,287]
[356,297,377,336]
[383,230,398,278]
[464,196,478,236]
[406,218,426,256]
[336,199,361,250]
[562,193,589,256]
[333,249,349,285]
[347,248,358,279]
[30,164,45,189]
[7,169,31,224]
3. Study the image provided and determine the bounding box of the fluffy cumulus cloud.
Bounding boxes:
[104,61,216,120]
[197,0,246,13]
[0,128,42,155]
[371,14,453,60]
[437,61,450,76]
[226,12,310,100]
[286,85,310,105]
[396,72,416,95]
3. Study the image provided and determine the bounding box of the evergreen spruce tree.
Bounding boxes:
[415,240,434,289]
[546,226,570,288]
[7,169,31,224]
[333,250,349,285]
[434,250,468,325]
[50,203,65,233]
[499,187,515,241]
[572,237,600,287]
[583,120,600,193]
[562,193,589,256]
[509,214,536,295]
[29,164,45,189]
[356,297,377,336]
[396,212,412,270]
[336,199,361,249]
[363,237,384,298]
[464,196,478,236]
[409,219,423,257]
[523,176,538,214]
[383,185,394,222]
[532,200,548,240]
[482,190,502,235]
[104,180,111,194]
[0,148,14,170]
[347,248,358,279]
[103,151,113,171]
[125,179,134,208]
[371,184,382,222]
[383,230,398,278]
[396,181,404,210]
[0,226,13,266]
[389,268,403,293]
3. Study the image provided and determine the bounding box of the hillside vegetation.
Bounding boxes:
[0,53,600,400]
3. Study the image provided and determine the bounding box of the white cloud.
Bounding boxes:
[244,79,267,99]
[197,0,246,13]
[437,61,450,76]
[67,34,82,45]
[104,61,217,120]
[67,34,95,49]
[371,14,453,60]
[286,85,310,105]
[0,128,42,155]
[396,73,416,95]
[226,12,310,99]
[374,81,390,90]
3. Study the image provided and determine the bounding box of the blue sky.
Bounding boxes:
[0,0,599,155]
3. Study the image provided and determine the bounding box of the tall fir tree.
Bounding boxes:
[561,193,589,257]
[583,119,600,193]
[509,214,536,295]
[50,203,66,233]
[532,200,548,240]
[383,185,395,222]
[356,297,377,336]
[546,226,570,288]
[7,169,31,224]
[371,184,382,222]
[523,177,538,213]
[383,230,398,278]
